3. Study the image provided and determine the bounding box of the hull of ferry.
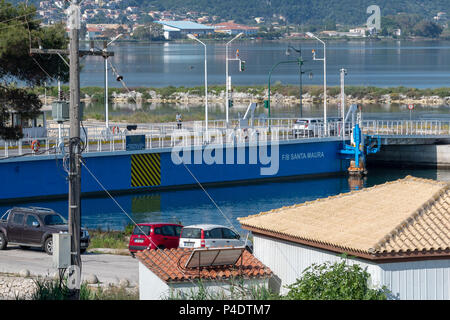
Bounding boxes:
[0,138,349,202]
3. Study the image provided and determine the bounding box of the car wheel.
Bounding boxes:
[80,248,86,254]
[0,233,7,250]
[44,237,53,255]
[157,245,165,250]
[130,252,135,258]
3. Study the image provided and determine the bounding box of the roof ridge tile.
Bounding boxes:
[371,186,450,253]
[239,176,448,224]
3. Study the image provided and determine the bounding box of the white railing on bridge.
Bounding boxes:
[362,120,450,136]
[0,118,351,158]
[5,119,449,159]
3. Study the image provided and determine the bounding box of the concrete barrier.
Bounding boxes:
[368,144,450,168]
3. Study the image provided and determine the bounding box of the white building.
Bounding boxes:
[155,21,215,40]
[239,176,450,299]
[349,27,368,37]
[137,247,272,300]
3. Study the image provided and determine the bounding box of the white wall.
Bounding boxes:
[253,234,450,300]
[253,234,380,295]
[379,260,450,300]
[168,278,269,300]
[139,262,170,300]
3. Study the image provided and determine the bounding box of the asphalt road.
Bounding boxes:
[0,246,138,286]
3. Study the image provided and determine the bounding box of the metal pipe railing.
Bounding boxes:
[4,119,450,158]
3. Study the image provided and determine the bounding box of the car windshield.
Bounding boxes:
[0,211,9,221]
[43,214,67,226]
[181,228,202,239]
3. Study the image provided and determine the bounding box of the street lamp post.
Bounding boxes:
[188,34,208,133]
[306,32,327,134]
[266,59,303,127]
[225,32,243,126]
[340,68,347,139]
[103,33,123,133]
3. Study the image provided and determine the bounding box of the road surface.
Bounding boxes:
[0,246,138,286]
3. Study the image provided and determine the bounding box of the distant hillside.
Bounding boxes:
[7,0,449,26]
[138,0,448,25]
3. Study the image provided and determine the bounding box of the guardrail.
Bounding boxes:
[361,120,450,136]
[0,118,351,158]
[6,119,449,159]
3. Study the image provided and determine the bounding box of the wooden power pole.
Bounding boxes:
[68,0,82,299]
[30,0,113,299]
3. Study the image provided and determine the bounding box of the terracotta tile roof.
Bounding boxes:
[136,248,272,283]
[239,176,450,259]
[214,22,259,30]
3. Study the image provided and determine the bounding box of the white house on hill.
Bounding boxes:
[239,176,450,300]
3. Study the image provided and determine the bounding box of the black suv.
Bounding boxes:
[0,207,90,255]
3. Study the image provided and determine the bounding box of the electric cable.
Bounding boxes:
[79,158,202,287]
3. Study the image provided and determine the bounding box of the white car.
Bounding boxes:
[179,224,253,252]
[292,118,322,137]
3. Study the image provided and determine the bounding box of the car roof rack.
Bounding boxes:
[28,207,55,213]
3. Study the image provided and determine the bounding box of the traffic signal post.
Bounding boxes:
[265,59,305,127]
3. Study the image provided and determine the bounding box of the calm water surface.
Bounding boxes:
[80,40,450,88]
[2,167,449,233]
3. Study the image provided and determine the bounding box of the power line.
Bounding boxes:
[79,159,205,289]
[0,11,37,25]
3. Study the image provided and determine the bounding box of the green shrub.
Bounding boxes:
[30,278,138,300]
[285,257,390,300]
[31,277,93,300]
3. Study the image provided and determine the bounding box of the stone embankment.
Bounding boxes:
[42,89,450,107]
[0,269,137,300]
[0,274,36,300]
[108,90,450,106]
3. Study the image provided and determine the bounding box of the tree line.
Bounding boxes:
[8,0,449,27]
[0,0,68,140]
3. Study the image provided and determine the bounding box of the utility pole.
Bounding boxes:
[68,0,82,299]
[30,0,114,300]
[340,68,347,139]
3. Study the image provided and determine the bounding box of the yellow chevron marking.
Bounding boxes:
[131,153,161,187]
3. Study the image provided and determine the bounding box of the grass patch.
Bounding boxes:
[29,277,138,300]
[88,224,133,250]
[167,278,280,300]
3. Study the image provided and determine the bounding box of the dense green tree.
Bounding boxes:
[380,14,444,38]
[413,20,443,38]
[0,0,68,140]
[285,258,390,300]
[9,0,449,27]
[131,23,163,41]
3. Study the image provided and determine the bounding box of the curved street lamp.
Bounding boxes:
[103,33,123,132]
[225,32,243,125]
[265,58,303,127]
[306,32,327,134]
[188,34,208,133]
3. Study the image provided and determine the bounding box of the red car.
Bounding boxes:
[128,223,183,257]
